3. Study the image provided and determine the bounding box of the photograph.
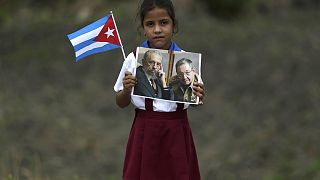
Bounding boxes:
[132,47,202,104]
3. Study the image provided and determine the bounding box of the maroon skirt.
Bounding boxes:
[123,99,201,180]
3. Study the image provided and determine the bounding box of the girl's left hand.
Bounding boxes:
[192,82,205,105]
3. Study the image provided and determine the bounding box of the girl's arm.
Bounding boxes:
[116,71,136,108]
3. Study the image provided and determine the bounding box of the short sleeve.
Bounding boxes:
[114,52,136,92]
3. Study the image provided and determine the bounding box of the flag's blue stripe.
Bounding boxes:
[68,15,110,40]
[73,37,95,52]
[76,44,121,62]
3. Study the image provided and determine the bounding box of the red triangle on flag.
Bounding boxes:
[95,16,121,46]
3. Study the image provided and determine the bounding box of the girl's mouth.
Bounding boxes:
[153,36,164,40]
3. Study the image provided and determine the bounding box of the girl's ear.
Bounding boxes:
[173,24,178,34]
[137,25,145,37]
[141,26,146,36]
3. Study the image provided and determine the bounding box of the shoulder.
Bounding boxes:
[136,66,144,74]
[124,52,136,63]
[119,52,137,74]
[135,66,147,81]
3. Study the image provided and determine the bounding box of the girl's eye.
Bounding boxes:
[160,20,169,25]
[145,21,154,27]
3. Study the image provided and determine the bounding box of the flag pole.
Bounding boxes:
[110,11,126,60]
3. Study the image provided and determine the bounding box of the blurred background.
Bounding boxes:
[1,0,320,179]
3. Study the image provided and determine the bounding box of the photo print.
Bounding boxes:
[132,47,202,104]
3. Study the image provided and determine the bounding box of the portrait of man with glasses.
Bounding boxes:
[169,58,201,103]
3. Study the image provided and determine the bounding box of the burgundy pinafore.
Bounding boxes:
[123,98,201,180]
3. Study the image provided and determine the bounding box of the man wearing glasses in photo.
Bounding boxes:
[169,58,201,103]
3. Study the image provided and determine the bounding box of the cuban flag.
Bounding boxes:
[67,14,122,62]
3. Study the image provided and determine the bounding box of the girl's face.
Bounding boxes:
[142,7,174,50]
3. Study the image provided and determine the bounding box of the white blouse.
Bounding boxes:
[114,52,190,112]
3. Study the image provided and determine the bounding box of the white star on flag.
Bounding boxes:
[105,27,115,38]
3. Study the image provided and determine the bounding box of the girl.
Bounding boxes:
[114,0,205,179]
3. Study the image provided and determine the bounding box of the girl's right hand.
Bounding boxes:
[122,71,136,94]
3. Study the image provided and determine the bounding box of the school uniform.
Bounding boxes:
[114,41,201,180]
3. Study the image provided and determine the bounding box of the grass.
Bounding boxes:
[0,2,320,179]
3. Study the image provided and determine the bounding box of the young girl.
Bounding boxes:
[114,0,205,179]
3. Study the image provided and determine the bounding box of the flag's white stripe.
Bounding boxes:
[68,15,110,39]
[75,42,109,57]
[70,25,104,46]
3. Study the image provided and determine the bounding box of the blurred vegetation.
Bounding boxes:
[1,0,320,179]
[201,0,320,19]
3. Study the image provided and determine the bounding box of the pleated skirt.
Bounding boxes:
[123,108,201,180]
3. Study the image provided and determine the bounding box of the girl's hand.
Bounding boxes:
[192,82,205,105]
[123,71,136,94]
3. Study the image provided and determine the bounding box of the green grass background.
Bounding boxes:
[0,0,320,179]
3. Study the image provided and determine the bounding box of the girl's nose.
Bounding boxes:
[154,24,161,33]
